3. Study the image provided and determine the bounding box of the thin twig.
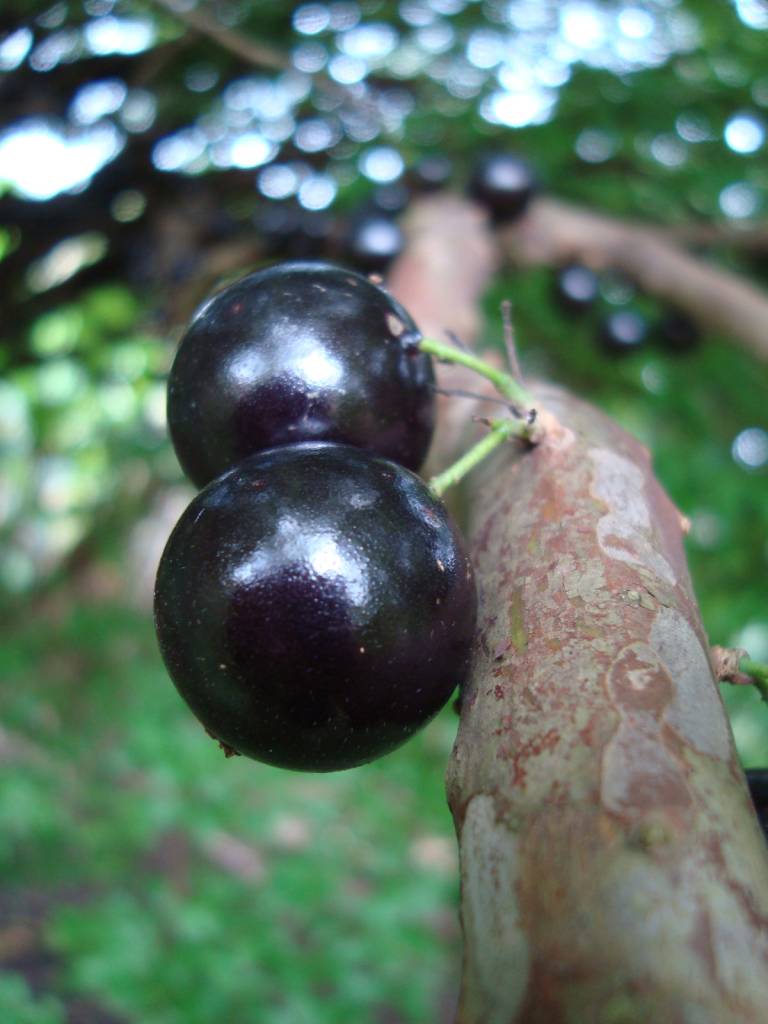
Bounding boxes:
[147,0,380,124]
[664,220,768,252]
[501,299,524,385]
[431,385,513,409]
[149,0,288,72]
[418,336,538,422]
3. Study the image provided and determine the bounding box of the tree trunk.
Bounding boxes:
[390,196,768,1024]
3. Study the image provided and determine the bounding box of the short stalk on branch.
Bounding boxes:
[711,645,768,706]
[429,419,522,498]
[417,332,543,495]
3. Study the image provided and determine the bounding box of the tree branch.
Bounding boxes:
[500,197,768,362]
[453,388,768,1020]
[392,196,768,1023]
[148,0,287,72]
[664,220,768,252]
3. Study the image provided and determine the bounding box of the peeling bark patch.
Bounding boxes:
[564,560,607,604]
[589,448,676,586]
[459,795,529,1023]
[602,644,692,817]
[650,608,731,761]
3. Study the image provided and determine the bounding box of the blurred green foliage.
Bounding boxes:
[1,0,768,1020]
[0,306,170,595]
[0,976,66,1024]
[1,607,459,1022]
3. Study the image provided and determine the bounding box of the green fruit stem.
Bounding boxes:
[419,336,539,497]
[740,658,768,706]
[429,418,524,498]
[418,337,538,414]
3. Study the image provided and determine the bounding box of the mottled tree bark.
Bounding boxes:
[390,196,768,1024]
[450,390,768,1023]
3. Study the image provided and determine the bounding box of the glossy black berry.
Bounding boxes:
[468,153,537,223]
[345,216,405,273]
[154,442,477,772]
[598,310,649,355]
[167,261,434,487]
[555,265,599,313]
[657,310,701,354]
[746,768,768,841]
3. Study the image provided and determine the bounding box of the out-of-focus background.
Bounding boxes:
[1,1,767,1021]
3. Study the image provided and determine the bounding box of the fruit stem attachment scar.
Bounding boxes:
[428,418,525,498]
[713,646,768,708]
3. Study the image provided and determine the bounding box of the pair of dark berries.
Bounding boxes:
[342,151,538,272]
[256,152,537,274]
[344,153,537,271]
[155,262,477,772]
[256,201,405,275]
[554,265,701,355]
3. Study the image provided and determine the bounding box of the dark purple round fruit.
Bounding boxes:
[411,155,452,192]
[254,202,302,257]
[167,261,434,487]
[254,204,332,259]
[746,768,768,841]
[154,442,477,772]
[555,265,599,313]
[369,183,411,216]
[657,310,701,354]
[345,216,404,273]
[468,153,537,223]
[598,310,649,355]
